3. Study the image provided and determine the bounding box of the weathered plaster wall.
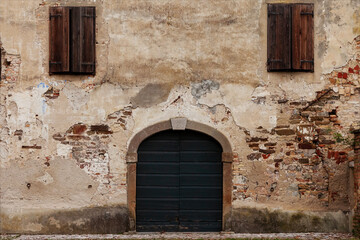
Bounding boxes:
[0,0,360,234]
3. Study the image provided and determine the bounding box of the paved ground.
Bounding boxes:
[0,233,356,240]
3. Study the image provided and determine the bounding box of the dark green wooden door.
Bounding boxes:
[136,130,222,232]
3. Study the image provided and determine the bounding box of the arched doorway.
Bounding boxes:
[126,119,233,232]
[136,129,223,232]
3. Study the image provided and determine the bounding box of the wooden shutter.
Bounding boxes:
[49,7,70,74]
[267,4,291,71]
[71,7,95,74]
[292,4,314,72]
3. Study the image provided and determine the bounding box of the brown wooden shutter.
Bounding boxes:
[292,4,314,72]
[267,4,291,71]
[71,7,95,74]
[49,7,70,74]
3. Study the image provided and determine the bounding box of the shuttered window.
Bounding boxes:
[267,4,314,72]
[49,7,95,75]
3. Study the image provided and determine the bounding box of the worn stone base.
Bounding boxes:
[231,207,350,233]
[1,205,129,234]
[1,233,354,240]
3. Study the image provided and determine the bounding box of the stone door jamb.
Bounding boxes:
[126,119,233,232]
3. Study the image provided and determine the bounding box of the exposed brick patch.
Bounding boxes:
[107,106,133,130]
[53,123,115,189]
[1,52,21,83]
[43,87,60,99]
[239,36,360,206]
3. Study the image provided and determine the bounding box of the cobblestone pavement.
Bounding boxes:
[0,233,356,240]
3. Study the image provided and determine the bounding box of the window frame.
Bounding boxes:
[49,6,96,75]
[267,3,314,72]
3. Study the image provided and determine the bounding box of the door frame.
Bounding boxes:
[126,119,233,232]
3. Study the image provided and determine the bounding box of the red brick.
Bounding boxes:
[299,142,316,149]
[89,125,113,134]
[329,78,336,84]
[72,124,87,134]
[275,129,295,135]
[22,145,41,149]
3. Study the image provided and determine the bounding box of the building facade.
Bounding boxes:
[1,0,360,234]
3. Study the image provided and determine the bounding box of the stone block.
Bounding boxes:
[171,117,187,130]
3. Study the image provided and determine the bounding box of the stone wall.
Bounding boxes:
[0,0,360,234]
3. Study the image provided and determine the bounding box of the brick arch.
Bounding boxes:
[126,119,233,231]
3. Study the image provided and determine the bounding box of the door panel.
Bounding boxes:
[137,162,179,174]
[136,130,222,232]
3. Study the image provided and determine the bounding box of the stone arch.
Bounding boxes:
[126,118,233,231]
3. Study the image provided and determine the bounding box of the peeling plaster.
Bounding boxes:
[62,83,90,111]
[191,80,220,99]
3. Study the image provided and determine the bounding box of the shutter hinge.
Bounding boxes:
[81,62,95,66]
[300,12,314,17]
[300,60,314,65]
[267,58,283,67]
[267,59,283,63]
[82,14,95,18]
[268,12,283,17]
[49,61,62,65]
[49,14,62,19]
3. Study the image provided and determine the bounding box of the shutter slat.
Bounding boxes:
[71,7,81,72]
[267,4,291,71]
[70,7,95,74]
[49,7,69,74]
[292,4,314,72]
[81,7,95,74]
